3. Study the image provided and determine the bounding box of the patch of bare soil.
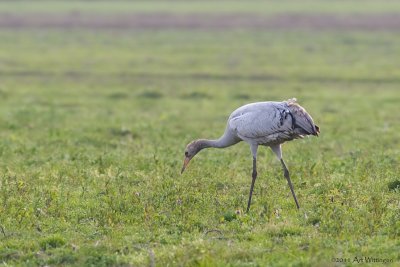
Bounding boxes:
[0,13,400,31]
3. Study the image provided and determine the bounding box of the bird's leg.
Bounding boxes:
[246,157,257,213]
[280,159,300,209]
[270,144,300,209]
[246,144,258,213]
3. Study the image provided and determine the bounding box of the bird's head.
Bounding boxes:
[181,140,203,174]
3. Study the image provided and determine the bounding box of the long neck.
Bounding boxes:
[197,130,239,150]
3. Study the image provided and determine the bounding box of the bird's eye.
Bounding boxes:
[185,151,189,156]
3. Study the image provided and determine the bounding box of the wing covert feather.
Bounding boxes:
[228,105,292,140]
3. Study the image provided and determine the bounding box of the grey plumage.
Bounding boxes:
[229,98,318,145]
[181,98,320,212]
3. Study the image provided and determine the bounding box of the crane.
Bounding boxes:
[181,98,320,212]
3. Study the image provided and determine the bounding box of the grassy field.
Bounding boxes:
[2,1,400,15]
[0,1,399,266]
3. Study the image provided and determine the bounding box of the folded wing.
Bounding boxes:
[228,103,294,144]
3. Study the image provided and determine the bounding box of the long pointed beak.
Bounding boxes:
[181,157,191,174]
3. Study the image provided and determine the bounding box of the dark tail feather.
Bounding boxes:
[314,125,320,136]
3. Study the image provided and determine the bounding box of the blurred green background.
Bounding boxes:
[0,1,399,266]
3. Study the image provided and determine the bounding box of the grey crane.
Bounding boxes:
[181,98,320,212]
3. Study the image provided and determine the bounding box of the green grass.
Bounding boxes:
[2,0,400,14]
[0,1,400,266]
